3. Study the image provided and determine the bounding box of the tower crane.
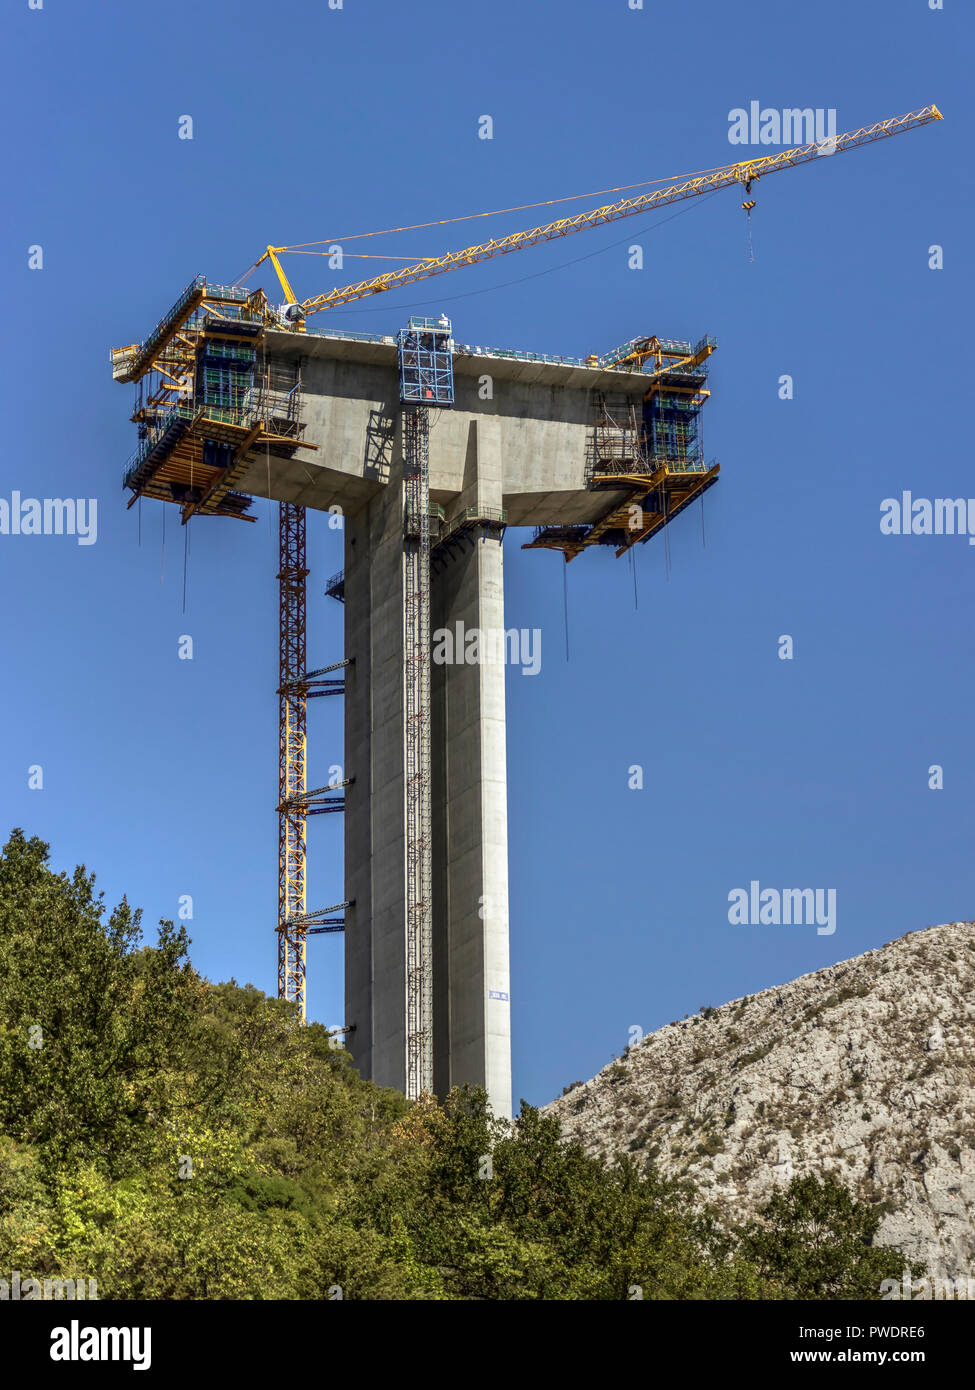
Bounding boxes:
[110,105,942,1030]
[254,105,942,324]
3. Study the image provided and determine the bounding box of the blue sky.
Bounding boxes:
[2,0,971,1107]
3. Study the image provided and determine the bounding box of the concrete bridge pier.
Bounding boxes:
[344,413,512,1120]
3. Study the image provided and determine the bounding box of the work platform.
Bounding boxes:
[115,278,317,523]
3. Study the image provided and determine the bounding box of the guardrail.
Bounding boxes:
[111,278,263,381]
[531,523,589,541]
[128,275,206,365]
[455,343,591,368]
[122,405,198,484]
[305,326,397,347]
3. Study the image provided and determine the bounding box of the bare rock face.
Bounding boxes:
[545,923,975,1280]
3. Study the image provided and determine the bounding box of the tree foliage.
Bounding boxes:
[738,1173,912,1299]
[0,831,918,1300]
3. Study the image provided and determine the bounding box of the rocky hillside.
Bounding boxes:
[546,923,975,1280]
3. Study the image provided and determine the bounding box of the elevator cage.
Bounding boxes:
[397,316,454,406]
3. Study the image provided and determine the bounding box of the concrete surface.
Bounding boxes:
[241,328,645,1120]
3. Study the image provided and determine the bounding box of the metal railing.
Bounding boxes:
[122,385,308,486]
[287,326,713,381]
[305,326,397,347]
[199,342,257,363]
[531,523,589,542]
[665,454,717,474]
[111,277,264,381]
[585,451,715,486]
[124,275,205,364]
[123,404,198,483]
[455,343,591,368]
[407,315,450,332]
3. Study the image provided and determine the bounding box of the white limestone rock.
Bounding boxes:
[545,922,975,1282]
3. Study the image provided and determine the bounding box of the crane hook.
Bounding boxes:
[738,176,757,260]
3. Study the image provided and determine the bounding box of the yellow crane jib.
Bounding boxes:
[110,104,943,376]
[258,104,942,321]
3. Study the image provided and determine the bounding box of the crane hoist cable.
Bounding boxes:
[250,161,739,263]
[740,176,757,261]
[562,559,570,663]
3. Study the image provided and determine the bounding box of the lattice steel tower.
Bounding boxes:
[398,316,454,1097]
[277,502,309,1007]
[277,503,349,1019]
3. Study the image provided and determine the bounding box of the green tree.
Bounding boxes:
[739,1174,923,1299]
[0,830,917,1301]
[0,829,195,1173]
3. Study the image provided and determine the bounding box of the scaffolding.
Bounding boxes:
[596,332,716,374]
[397,315,453,1099]
[276,511,349,1017]
[110,276,266,384]
[397,317,454,404]
[277,504,309,1009]
[402,406,433,1099]
[525,338,720,561]
[118,284,315,524]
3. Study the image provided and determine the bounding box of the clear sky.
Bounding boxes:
[2,0,972,1108]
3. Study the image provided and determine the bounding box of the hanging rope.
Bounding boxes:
[285,251,441,262]
[663,486,671,582]
[138,496,142,547]
[741,189,757,262]
[562,558,570,662]
[630,546,638,610]
[263,342,272,538]
[182,518,190,615]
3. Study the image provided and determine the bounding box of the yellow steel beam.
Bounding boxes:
[264,246,299,304]
[525,463,721,561]
[290,105,942,315]
[181,423,263,523]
